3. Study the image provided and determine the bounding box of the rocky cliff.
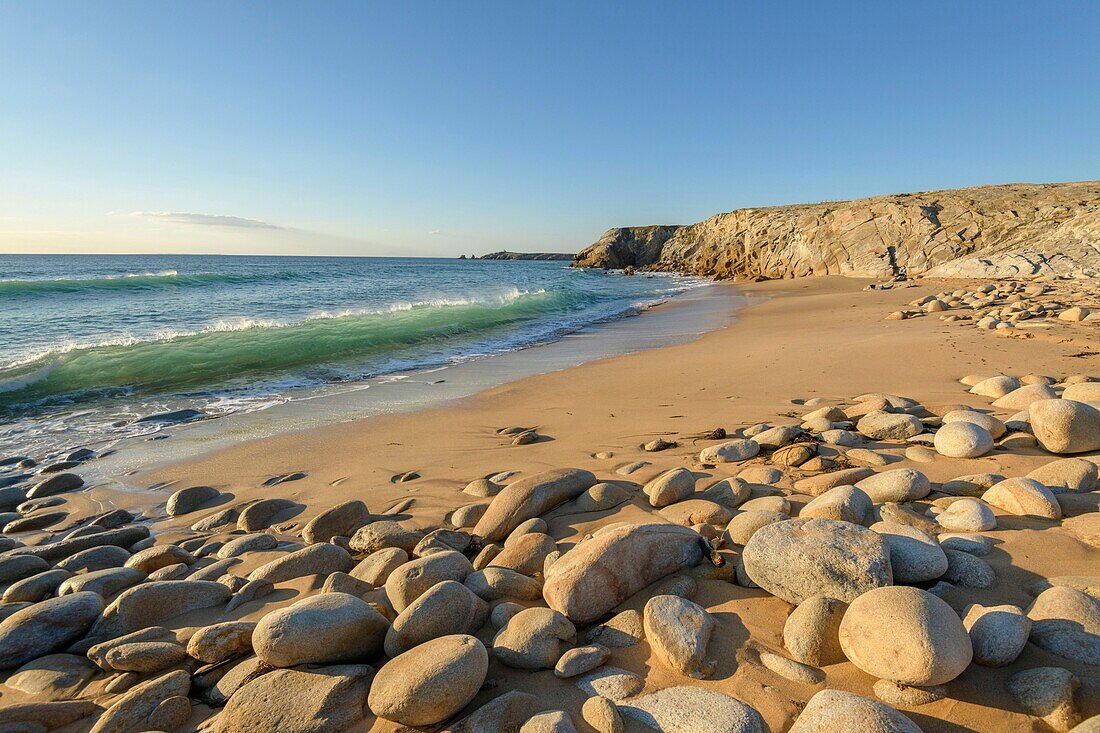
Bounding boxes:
[572,182,1100,279]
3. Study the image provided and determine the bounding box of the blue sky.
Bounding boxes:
[1,1,1098,256]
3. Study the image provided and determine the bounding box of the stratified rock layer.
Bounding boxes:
[573,182,1100,280]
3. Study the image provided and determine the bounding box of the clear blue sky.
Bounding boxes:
[2,1,1098,256]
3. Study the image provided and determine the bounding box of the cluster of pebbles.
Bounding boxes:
[883,278,1098,333]
[0,376,1098,732]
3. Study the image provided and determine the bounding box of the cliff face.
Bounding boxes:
[572,182,1100,279]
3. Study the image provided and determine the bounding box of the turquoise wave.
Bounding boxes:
[0,288,610,407]
[0,270,303,297]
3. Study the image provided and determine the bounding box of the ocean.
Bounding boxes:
[0,254,708,459]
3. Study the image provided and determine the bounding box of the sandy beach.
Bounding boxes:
[2,274,1095,732]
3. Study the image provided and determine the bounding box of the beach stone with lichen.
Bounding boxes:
[742,518,892,604]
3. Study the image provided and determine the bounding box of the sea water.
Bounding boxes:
[0,254,708,458]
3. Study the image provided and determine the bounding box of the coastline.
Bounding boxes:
[86,278,741,484]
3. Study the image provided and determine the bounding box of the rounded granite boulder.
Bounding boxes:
[839,586,972,685]
[742,518,892,605]
[368,634,488,727]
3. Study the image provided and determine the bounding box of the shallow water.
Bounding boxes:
[0,254,709,458]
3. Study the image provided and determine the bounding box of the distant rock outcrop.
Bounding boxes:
[478,251,574,261]
[572,182,1100,279]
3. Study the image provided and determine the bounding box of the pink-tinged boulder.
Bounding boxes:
[543,523,704,625]
[1029,399,1100,454]
[473,469,597,542]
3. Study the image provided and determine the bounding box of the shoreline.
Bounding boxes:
[86,278,741,486]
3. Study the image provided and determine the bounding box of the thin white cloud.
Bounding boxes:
[428,229,441,235]
[128,211,284,230]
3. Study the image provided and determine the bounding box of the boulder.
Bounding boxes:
[166,485,220,516]
[0,700,99,729]
[1063,381,1100,402]
[575,666,644,701]
[103,640,187,673]
[56,545,131,573]
[187,621,256,664]
[856,412,923,440]
[349,520,423,554]
[753,424,807,450]
[943,548,996,588]
[350,547,408,585]
[493,607,576,670]
[742,518,892,604]
[1030,399,1100,454]
[4,525,148,564]
[247,542,354,584]
[1027,458,1098,493]
[554,644,610,678]
[125,544,195,573]
[723,510,789,546]
[783,595,847,666]
[27,472,84,499]
[619,686,764,733]
[1006,666,1082,732]
[839,586,972,685]
[698,439,760,464]
[489,532,557,575]
[238,498,299,531]
[5,653,97,700]
[384,580,489,657]
[793,467,874,497]
[542,523,704,625]
[799,486,871,524]
[759,651,825,684]
[0,555,50,584]
[788,689,922,733]
[643,594,716,678]
[942,409,1007,438]
[993,383,1060,410]
[570,483,633,513]
[368,634,488,727]
[962,603,1030,667]
[982,477,1062,519]
[89,669,190,733]
[969,375,1020,399]
[91,580,230,640]
[660,499,735,528]
[581,696,623,733]
[702,477,752,506]
[465,567,543,601]
[1027,586,1100,666]
[856,469,932,503]
[935,499,996,532]
[870,522,948,583]
[473,468,597,542]
[302,500,371,544]
[385,550,473,612]
[217,532,278,558]
[0,592,104,669]
[253,592,388,667]
[213,664,374,733]
[644,468,696,507]
[933,422,994,458]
